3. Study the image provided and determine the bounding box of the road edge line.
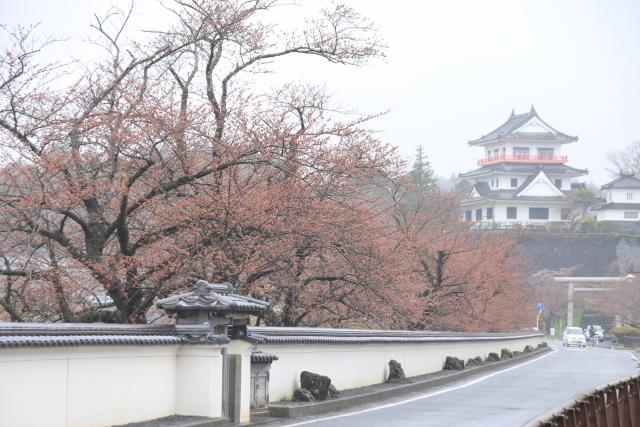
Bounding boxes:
[282,348,559,426]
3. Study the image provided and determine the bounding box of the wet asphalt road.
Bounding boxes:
[281,342,639,427]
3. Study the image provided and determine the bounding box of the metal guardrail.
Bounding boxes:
[533,375,640,427]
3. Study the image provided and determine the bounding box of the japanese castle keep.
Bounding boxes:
[460,106,587,226]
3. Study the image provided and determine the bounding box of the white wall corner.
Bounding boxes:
[175,344,225,419]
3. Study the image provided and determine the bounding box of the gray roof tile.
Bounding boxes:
[460,163,588,179]
[0,334,182,348]
[601,175,640,190]
[469,107,577,145]
[157,280,268,315]
[0,322,229,348]
[594,203,640,210]
[248,327,542,345]
[251,350,279,363]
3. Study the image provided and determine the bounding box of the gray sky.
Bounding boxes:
[3,0,640,185]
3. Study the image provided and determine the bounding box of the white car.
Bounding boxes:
[563,327,587,347]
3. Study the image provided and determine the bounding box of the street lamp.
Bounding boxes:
[553,275,636,328]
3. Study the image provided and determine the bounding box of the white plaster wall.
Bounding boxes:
[0,354,68,427]
[552,177,572,191]
[488,174,573,191]
[501,141,563,157]
[463,204,565,223]
[175,345,225,419]
[0,344,225,427]
[597,208,640,222]
[259,336,543,402]
[493,175,524,190]
[67,346,178,427]
[481,141,563,158]
[607,188,640,203]
[518,178,561,197]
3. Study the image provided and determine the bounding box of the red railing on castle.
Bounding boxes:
[478,155,568,166]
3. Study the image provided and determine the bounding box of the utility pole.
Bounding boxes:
[567,281,574,328]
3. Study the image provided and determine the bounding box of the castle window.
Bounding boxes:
[507,207,517,219]
[475,209,482,220]
[511,178,517,188]
[537,148,554,160]
[624,211,638,219]
[487,207,493,220]
[555,179,562,189]
[529,207,549,220]
[627,192,634,201]
[513,147,529,159]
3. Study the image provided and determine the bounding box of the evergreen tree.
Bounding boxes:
[410,145,435,192]
[569,188,599,218]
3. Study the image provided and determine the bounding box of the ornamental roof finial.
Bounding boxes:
[510,108,515,119]
[530,104,537,114]
[157,280,268,317]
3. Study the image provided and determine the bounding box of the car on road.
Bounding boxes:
[563,327,587,347]
[583,325,604,340]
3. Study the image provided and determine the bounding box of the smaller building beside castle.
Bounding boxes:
[459,106,588,226]
[595,174,640,222]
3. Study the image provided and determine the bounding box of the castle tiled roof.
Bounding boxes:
[469,106,577,146]
[601,174,640,190]
[594,203,640,210]
[468,178,567,203]
[460,163,587,179]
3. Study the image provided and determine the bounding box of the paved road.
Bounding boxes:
[282,343,639,427]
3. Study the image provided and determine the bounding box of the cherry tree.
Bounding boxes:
[0,1,390,323]
[0,1,532,331]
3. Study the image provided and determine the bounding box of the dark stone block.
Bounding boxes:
[537,342,548,349]
[443,356,464,370]
[512,351,522,357]
[293,388,314,402]
[523,345,534,353]
[501,349,513,360]
[485,352,500,362]
[387,359,411,383]
[300,371,332,401]
[328,384,340,399]
[466,356,483,367]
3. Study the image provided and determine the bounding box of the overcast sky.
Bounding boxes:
[3,0,640,185]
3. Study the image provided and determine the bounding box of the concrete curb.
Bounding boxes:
[268,347,552,419]
[116,415,230,427]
